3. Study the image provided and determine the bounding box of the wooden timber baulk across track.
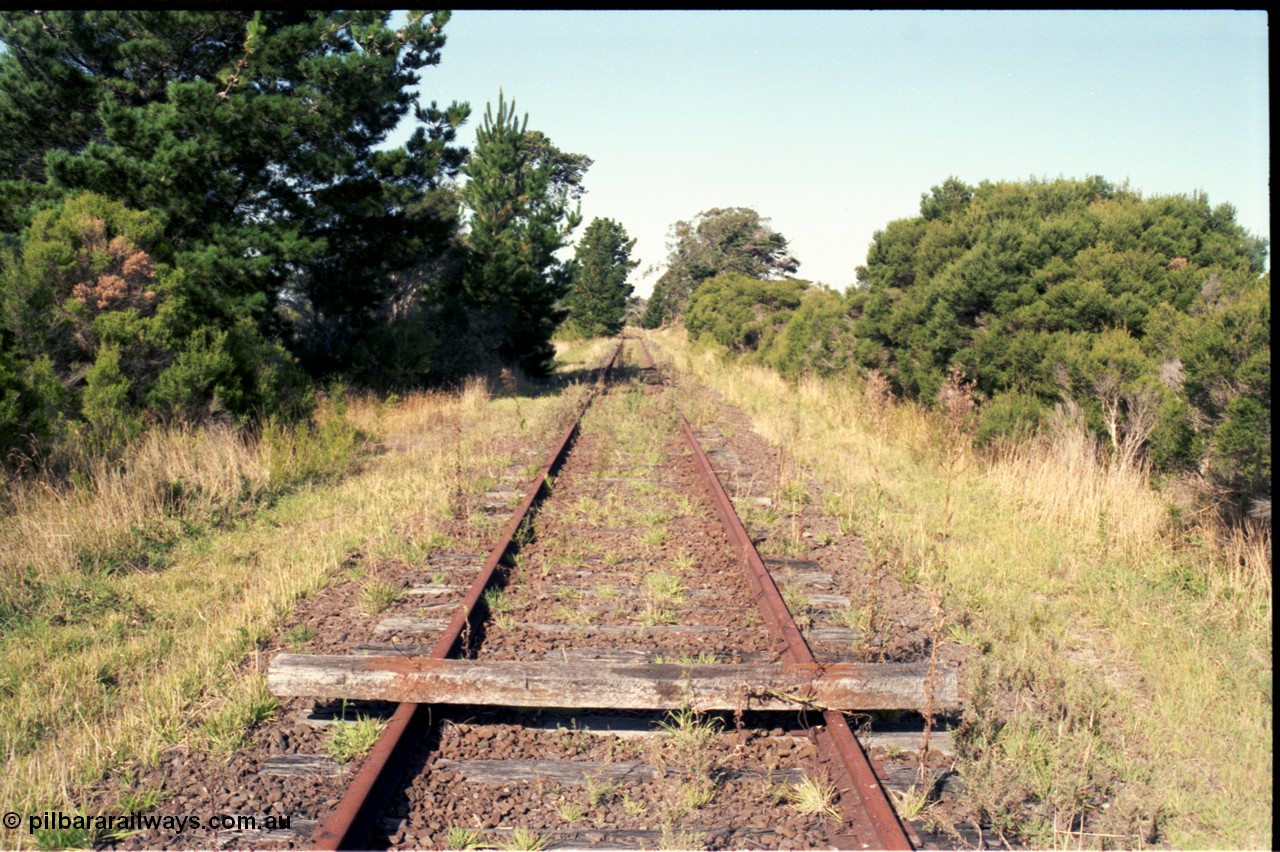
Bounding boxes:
[268,338,955,850]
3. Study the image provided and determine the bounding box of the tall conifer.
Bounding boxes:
[565,218,637,337]
[0,11,469,375]
[460,92,584,375]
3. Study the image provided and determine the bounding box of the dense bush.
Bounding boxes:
[685,273,808,354]
[0,11,470,467]
[0,193,313,464]
[676,178,1269,512]
[0,12,601,472]
[847,176,1268,507]
[764,288,858,379]
[684,273,859,380]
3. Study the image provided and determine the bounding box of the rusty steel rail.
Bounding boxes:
[310,341,623,851]
[637,337,913,851]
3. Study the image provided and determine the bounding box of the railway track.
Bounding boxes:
[119,337,965,850]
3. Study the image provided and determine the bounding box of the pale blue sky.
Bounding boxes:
[396,10,1270,295]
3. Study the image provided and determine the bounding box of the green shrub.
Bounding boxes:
[1213,395,1270,494]
[147,328,239,422]
[685,273,808,354]
[82,345,144,452]
[148,320,312,426]
[763,288,855,379]
[849,176,1269,510]
[976,391,1045,447]
[262,414,361,489]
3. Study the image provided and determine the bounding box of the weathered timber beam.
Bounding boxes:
[267,656,960,712]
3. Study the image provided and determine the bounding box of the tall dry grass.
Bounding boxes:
[2,425,265,587]
[986,427,1166,563]
[666,334,1270,612]
[985,418,1271,624]
[1219,518,1273,607]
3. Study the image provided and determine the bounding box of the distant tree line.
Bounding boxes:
[0,11,638,471]
[671,179,1269,516]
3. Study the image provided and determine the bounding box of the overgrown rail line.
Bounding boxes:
[299,343,626,851]
[259,338,956,850]
[641,340,913,851]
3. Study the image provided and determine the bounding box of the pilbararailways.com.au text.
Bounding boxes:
[9,810,291,835]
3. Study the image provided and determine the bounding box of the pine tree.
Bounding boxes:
[460,92,585,376]
[0,10,469,380]
[565,218,637,337]
[640,286,669,329]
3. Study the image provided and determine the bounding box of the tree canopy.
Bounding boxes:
[0,10,480,465]
[0,11,469,357]
[643,207,798,327]
[1,14,471,348]
[858,176,1269,510]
